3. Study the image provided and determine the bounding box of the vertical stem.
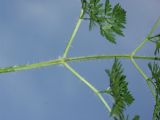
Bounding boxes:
[63,9,84,58]
[63,62,111,112]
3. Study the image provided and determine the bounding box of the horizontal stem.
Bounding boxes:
[0,54,159,74]
[65,54,160,61]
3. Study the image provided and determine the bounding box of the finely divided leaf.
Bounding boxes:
[132,115,140,120]
[105,0,112,16]
[105,58,134,119]
[81,0,126,44]
[153,99,160,120]
[110,4,126,36]
[155,41,160,55]
[100,25,116,43]
[148,62,160,82]
[148,62,160,120]
[149,34,160,55]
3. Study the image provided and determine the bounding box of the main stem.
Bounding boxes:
[0,55,159,74]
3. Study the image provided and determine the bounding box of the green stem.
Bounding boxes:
[130,17,160,98]
[63,62,111,112]
[0,54,159,74]
[130,59,156,97]
[63,9,84,58]
[131,17,160,56]
[147,17,160,38]
[65,54,160,62]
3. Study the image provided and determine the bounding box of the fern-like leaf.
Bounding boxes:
[148,62,160,120]
[149,33,160,56]
[105,58,134,119]
[81,0,126,44]
[132,115,140,120]
[153,99,160,120]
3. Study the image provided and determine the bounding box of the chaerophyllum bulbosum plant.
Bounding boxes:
[0,0,160,120]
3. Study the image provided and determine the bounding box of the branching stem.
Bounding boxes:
[0,3,159,116]
[130,17,160,98]
[0,54,159,74]
[63,62,111,112]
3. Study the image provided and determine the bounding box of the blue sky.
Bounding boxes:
[0,0,160,120]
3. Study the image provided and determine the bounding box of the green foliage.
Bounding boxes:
[149,34,160,55]
[155,41,160,56]
[132,115,140,120]
[153,100,160,120]
[0,1,160,120]
[81,0,126,43]
[103,58,135,120]
[148,62,160,120]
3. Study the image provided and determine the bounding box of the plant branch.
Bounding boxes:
[63,9,84,58]
[130,17,160,98]
[0,54,159,74]
[131,17,160,56]
[130,59,156,97]
[63,62,111,112]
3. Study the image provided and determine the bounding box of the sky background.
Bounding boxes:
[0,0,160,120]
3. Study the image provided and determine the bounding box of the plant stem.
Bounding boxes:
[63,9,84,58]
[131,17,160,56]
[63,62,111,112]
[130,59,156,97]
[0,54,159,74]
[130,17,160,98]
[65,54,160,61]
